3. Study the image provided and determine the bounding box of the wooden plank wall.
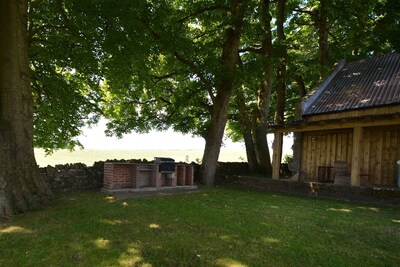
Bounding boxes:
[301,129,352,181]
[300,126,400,185]
[362,126,400,185]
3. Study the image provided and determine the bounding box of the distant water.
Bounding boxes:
[34,148,248,167]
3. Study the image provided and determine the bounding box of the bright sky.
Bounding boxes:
[78,119,293,155]
[78,119,244,150]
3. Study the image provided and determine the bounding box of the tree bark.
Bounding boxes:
[243,129,258,172]
[252,0,273,175]
[294,75,306,101]
[291,75,307,175]
[235,88,258,172]
[200,0,245,185]
[317,0,329,77]
[200,90,233,185]
[0,0,52,220]
[271,0,288,176]
[275,0,287,126]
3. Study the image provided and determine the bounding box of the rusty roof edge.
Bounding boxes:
[270,112,400,131]
[301,59,347,114]
[302,102,400,118]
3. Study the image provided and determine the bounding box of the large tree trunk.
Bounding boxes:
[272,0,288,174]
[200,0,245,185]
[317,0,329,77]
[275,0,287,126]
[200,91,233,185]
[0,0,52,220]
[253,76,273,175]
[252,0,273,175]
[235,88,258,172]
[243,130,258,172]
[291,75,307,175]
[253,70,273,174]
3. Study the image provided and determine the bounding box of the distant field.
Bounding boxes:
[34,148,247,167]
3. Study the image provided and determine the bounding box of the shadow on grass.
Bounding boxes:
[0,188,399,266]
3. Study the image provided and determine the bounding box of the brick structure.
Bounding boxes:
[103,162,194,191]
[176,164,194,186]
[104,163,135,190]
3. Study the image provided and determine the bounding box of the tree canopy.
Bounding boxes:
[1,0,399,218]
[18,0,400,170]
[29,0,400,178]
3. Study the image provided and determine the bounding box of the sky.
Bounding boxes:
[78,119,243,150]
[77,118,293,154]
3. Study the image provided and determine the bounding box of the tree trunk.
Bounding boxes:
[243,129,258,172]
[253,122,272,174]
[253,73,273,174]
[291,75,307,175]
[0,0,52,220]
[235,88,258,172]
[252,0,273,175]
[271,0,288,176]
[294,75,306,101]
[200,90,233,186]
[199,0,245,185]
[275,0,287,126]
[317,0,329,77]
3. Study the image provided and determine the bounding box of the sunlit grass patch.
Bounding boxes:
[215,258,248,267]
[0,187,399,266]
[327,208,352,213]
[0,226,34,234]
[94,238,111,249]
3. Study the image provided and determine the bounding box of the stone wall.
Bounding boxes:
[40,162,105,192]
[40,160,247,192]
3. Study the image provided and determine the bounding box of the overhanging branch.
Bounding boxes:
[172,52,216,104]
[177,5,228,24]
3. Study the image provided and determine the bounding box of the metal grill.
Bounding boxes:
[154,157,175,173]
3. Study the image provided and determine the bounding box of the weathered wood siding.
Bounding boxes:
[300,126,400,185]
[362,126,400,185]
[301,129,353,181]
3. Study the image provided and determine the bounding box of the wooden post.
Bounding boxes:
[272,132,284,180]
[351,126,363,186]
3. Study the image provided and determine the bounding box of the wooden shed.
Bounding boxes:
[272,53,400,187]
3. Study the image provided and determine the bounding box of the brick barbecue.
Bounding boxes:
[103,158,194,192]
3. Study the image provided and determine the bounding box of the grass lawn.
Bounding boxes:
[1,187,399,267]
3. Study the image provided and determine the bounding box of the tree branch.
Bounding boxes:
[172,52,216,104]
[239,46,263,54]
[293,7,316,16]
[29,24,68,42]
[294,21,314,26]
[55,0,89,40]
[136,18,216,104]
[177,5,228,24]
[150,72,177,85]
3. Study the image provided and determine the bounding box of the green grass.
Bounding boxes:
[1,187,399,266]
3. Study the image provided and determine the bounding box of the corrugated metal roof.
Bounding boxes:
[303,53,400,116]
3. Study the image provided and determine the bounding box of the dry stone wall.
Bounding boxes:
[40,162,105,192]
[40,160,249,192]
